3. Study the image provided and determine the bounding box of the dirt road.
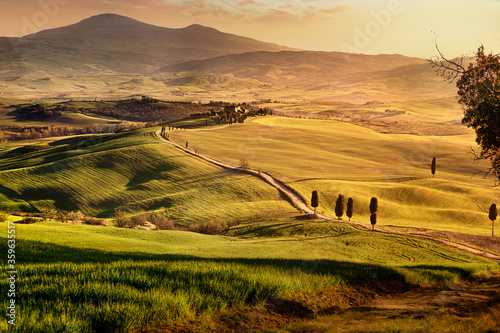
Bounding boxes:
[155,131,500,262]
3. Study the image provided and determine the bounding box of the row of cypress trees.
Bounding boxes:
[310,191,379,230]
[311,190,498,235]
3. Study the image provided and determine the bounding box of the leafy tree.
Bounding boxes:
[370,213,377,230]
[346,198,354,221]
[311,190,319,216]
[335,194,344,220]
[369,197,378,215]
[430,45,500,185]
[489,203,497,237]
[431,157,436,177]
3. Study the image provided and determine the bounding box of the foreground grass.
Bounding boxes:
[0,221,496,332]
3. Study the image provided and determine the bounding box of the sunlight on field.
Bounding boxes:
[0,221,495,332]
[0,128,294,221]
[169,117,500,234]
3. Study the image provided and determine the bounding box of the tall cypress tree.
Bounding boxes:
[489,204,497,237]
[311,191,319,216]
[431,157,437,177]
[335,194,344,220]
[370,213,377,230]
[369,197,378,215]
[346,198,354,221]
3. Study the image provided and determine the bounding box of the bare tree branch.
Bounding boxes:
[428,41,467,82]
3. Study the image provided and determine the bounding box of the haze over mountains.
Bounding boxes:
[0,13,455,102]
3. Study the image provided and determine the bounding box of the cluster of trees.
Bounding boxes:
[16,104,62,119]
[0,209,106,225]
[213,104,271,125]
[88,97,215,122]
[0,122,149,142]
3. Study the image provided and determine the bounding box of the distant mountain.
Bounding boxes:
[0,13,295,75]
[0,13,455,102]
[158,51,427,85]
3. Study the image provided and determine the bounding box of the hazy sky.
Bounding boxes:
[1,0,499,58]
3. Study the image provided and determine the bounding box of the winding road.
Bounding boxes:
[155,130,500,262]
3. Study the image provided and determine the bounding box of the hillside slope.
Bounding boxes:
[0,13,295,76]
[0,128,294,221]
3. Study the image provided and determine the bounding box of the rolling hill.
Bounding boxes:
[0,13,456,102]
[0,13,294,76]
[0,128,294,221]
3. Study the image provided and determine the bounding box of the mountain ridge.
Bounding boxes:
[0,13,455,102]
[0,13,296,75]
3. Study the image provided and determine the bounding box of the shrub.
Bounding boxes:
[188,219,239,235]
[56,211,68,223]
[66,211,84,223]
[18,217,39,224]
[130,212,149,228]
[85,217,106,226]
[153,216,177,230]
[0,211,8,223]
[114,210,131,228]
[240,159,250,170]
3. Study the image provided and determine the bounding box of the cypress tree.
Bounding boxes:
[431,157,437,177]
[370,213,377,230]
[369,197,378,214]
[335,194,344,220]
[311,191,319,216]
[346,198,354,221]
[489,204,497,237]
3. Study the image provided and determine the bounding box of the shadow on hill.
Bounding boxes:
[125,163,176,190]
[229,221,355,238]
[3,237,478,285]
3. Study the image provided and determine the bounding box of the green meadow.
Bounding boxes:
[0,128,293,222]
[0,116,499,332]
[1,220,496,332]
[169,116,500,235]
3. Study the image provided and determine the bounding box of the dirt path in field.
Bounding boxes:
[150,270,500,333]
[156,130,316,214]
[155,131,500,262]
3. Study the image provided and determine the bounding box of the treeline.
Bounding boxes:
[0,122,151,142]
[88,98,273,124]
[1,210,106,226]
[88,97,212,122]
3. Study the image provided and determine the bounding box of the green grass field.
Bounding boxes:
[0,220,496,332]
[168,116,500,235]
[0,128,293,222]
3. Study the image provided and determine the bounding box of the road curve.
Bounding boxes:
[155,131,500,262]
[156,130,316,215]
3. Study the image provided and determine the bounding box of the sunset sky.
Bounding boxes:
[1,0,499,58]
